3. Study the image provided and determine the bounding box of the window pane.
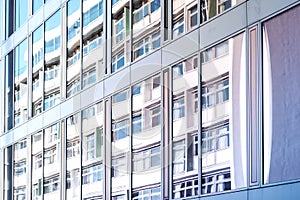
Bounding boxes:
[200,0,244,24]
[66,113,80,199]
[67,0,81,97]
[14,39,28,126]
[172,55,198,198]
[111,89,130,198]
[132,0,161,61]
[201,33,246,194]
[15,0,28,29]
[14,139,28,200]
[32,132,43,200]
[82,102,104,198]
[132,75,161,196]
[33,0,43,14]
[44,10,61,110]
[44,123,61,199]
[263,6,300,184]
[32,25,44,117]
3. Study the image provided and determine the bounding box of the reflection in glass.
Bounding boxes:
[263,6,300,184]
[15,0,28,29]
[111,0,129,72]
[201,33,246,194]
[200,0,244,23]
[82,0,105,87]
[172,0,198,39]
[66,114,81,200]
[82,103,104,199]
[44,123,61,200]
[172,55,198,198]
[44,10,61,111]
[132,0,161,61]
[13,139,28,200]
[67,0,81,97]
[32,132,43,200]
[111,90,130,199]
[5,52,14,130]
[32,25,44,117]
[14,39,28,126]
[132,75,161,197]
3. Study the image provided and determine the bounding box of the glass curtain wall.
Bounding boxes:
[111,90,130,199]
[201,32,246,194]
[43,123,61,200]
[32,131,43,200]
[66,113,81,199]
[82,103,104,199]
[44,10,61,111]
[13,138,28,200]
[67,0,81,97]
[82,0,105,86]
[172,55,199,199]
[32,25,44,116]
[132,0,161,61]
[14,39,28,126]
[131,75,161,199]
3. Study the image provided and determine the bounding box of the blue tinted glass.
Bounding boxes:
[113,91,127,103]
[0,0,2,41]
[132,86,141,95]
[117,57,124,69]
[151,0,160,13]
[112,0,119,6]
[15,0,28,29]
[33,0,43,14]
[15,39,28,77]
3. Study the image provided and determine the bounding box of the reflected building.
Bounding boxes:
[1,0,300,200]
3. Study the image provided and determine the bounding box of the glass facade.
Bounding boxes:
[1,0,300,200]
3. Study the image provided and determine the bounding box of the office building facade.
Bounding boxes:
[0,0,300,199]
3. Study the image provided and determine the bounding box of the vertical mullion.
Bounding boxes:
[197,51,201,198]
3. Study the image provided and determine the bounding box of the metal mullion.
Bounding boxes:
[168,66,173,199]
[257,22,263,187]
[79,0,83,94]
[129,84,133,200]
[245,26,250,189]
[197,51,202,198]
